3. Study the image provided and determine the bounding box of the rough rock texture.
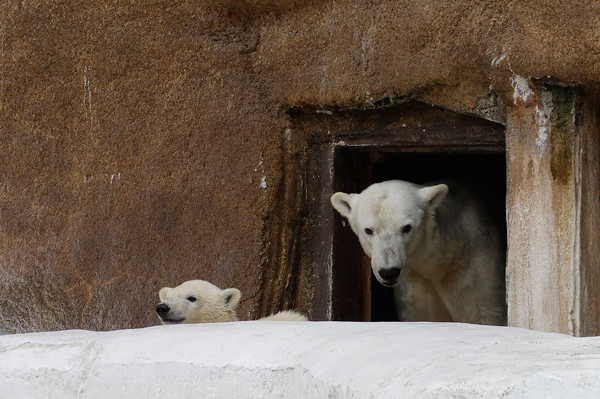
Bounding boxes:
[0,2,279,332]
[1,1,600,333]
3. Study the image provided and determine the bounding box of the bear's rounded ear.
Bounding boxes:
[330,192,356,218]
[419,184,449,212]
[159,287,173,301]
[222,288,241,310]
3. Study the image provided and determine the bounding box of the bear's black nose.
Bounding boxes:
[378,267,401,281]
[156,303,170,317]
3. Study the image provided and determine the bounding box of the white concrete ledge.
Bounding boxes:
[1,322,600,398]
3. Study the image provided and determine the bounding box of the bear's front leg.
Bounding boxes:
[394,277,453,322]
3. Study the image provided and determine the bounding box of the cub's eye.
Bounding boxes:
[364,228,374,236]
[187,296,197,302]
[402,225,412,234]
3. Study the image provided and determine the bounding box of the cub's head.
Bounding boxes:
[331,180,448,287]
[156,279,241,324]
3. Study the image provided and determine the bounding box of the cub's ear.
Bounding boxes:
[330,192,357,218]
[222,288,241,310]
[419,184,449,211]
[159,287,173,301]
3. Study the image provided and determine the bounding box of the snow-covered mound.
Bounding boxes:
[1,322,599,398]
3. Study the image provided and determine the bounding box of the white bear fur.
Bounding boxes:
[157,279,307,324]
[331,180,506,325]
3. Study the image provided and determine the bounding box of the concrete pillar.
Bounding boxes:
[506,82,600,336]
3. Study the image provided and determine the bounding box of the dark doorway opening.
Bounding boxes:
[331,152,506,321]
[333,150,507,321]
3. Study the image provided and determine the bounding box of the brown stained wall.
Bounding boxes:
[1,0,599,332]
[255,1,600,110]
[0,2,281,332]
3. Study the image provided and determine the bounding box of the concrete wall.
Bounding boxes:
[1,1,600,333]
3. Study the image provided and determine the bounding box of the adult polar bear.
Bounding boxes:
[331,180,506,325]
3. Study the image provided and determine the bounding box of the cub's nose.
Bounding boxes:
[378,267,401,282]
[156,303,170,317]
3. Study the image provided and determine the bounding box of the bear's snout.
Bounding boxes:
[156,303,170,317]
[378,267,401,285]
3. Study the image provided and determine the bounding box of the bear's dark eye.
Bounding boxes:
[187,296,197,302]
[402,225,412,234]
[365,228,373,236]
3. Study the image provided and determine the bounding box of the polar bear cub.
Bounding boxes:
[331,180,506,325]
[156,279,307,324]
